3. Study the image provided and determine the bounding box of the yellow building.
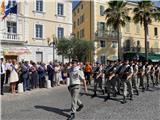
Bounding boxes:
[0,0,72,63]
[73,0,160,63]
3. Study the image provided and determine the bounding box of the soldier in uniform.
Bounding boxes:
[155,64,160,85]
[130,60,139,95]
[114,60,123,95]
[150,64,156,87]
[119,60,133,104]
[144,61,151,89]
[104,61,116,101]
[137,61,145,92]
[67,59,87,120]
[92,63,105,97]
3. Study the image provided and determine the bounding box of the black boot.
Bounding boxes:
[136,90,139,96]
[76,104,84,112]
[129,94,133,100]
[105,93,110,101]
[122,96,127,104]
[67,113,75,120]
[142,88,145,92]
[102,89,105,95]
[92,92,97,98]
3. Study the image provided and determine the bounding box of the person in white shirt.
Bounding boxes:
[5,59,12,84]
[1,58,6,95]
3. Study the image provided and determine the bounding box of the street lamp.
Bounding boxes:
[47,35,57,62]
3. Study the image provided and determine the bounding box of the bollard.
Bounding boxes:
[18,83,24,93]
[46,80,51,88]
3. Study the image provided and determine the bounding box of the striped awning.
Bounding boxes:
[3,47,31,55]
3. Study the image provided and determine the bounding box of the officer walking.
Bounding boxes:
[67,59,87,120]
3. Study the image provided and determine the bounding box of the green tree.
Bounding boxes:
[72,38,94,62]
[104,1,131,60]
[56,37,94,62]
[133,1,160,60]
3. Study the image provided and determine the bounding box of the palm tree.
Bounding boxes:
[104,1,131,60]
[133,1,160,61]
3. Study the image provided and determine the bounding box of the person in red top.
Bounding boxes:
[84,62,92,85]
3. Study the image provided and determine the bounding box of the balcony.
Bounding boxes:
[95,30,122,41]
[0,33,24,44]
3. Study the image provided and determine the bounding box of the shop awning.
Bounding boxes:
[3,47,31,56]
[139,53,160,62]
[123,53,160,62]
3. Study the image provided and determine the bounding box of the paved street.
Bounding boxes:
[1,84,160,120]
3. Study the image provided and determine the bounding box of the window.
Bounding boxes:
[35,24,43,38]
[57,3,64,16]
[36,52,43,62]
[73,21,76,29]
[100,5,104,16]
[80,15,84,24]
[73,12,76,16]
[8,0,17,7]
[77,8,79,13]
[154,27,158,36]
[58,27,64,39]
[100,40,105,47]
[81,4,83,9]
[80,29,84,38]
[112,42,117,48]
[77,18,80,26]
[137,40,140,46]
[136,24,140,34]
[125,22,130,33]
[100,56,106,64]
[125,39,131,51]
[36,0,43,12]
[97,22,105,31]
[7,21,17,33]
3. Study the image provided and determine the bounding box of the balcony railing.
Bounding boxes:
[0,33,23,43]
[96,30,122,41]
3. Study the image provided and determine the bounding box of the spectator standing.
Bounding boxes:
[54,63,61,86]
[1,58,6,95]
[30,62,39,89]
[9,60,19,94]
[47,62,54,87]
[84,62,92,85]
[5,60,12,84]
[38,63,46,88]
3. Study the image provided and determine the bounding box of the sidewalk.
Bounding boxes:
[1,84,67,101]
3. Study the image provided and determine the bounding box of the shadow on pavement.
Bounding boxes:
[34,105,70,117]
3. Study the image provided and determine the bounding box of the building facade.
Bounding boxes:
[0,0,72,63]
[73,0,160,64]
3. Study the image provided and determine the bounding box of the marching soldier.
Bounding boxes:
[144,61,151,89]
[155,64,160,85]
[115,60,123,95]
[104,61,116,101]
[67,59,87,120]
[130,60,139,95]
[150,64,156,87]
[119,60,133,104]
[92,63,105,97]
[137,61,145,92]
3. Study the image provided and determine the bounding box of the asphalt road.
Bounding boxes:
[1,84,160,120]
